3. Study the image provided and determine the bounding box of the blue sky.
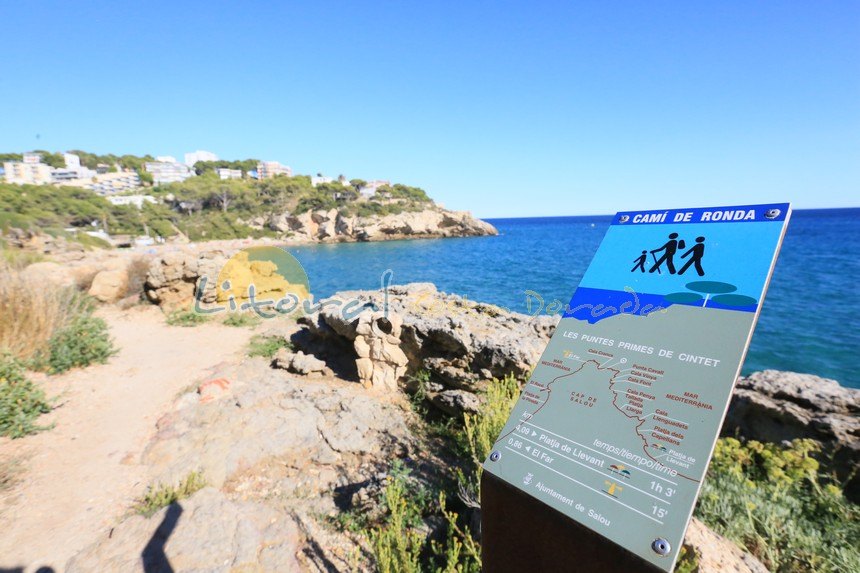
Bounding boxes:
[1,1,857,217]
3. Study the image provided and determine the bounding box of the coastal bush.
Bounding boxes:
[165,310,210,327]
[456,374,520,499]
[133,471,206,518]
[367,461,481,573]
[39,314,116,374]
[695,437,859,572]
[0,353,52,438]
[364,375,515,572]
[369,465,426,573]
[0,264,89,363]
[246,334,291,358]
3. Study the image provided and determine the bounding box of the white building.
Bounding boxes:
[22,152,42,164]
[359,179,391,197]
[89,172,142,195]
[55,153,96,182]
[311,175,334,187]
[257,161,292,180]
[61,171,142,195]
[64,153,81,169]
[216,168,242,180]
[51,168,82,183]
[3,161,53,185]
[145,160,194,185]
[184,150,219,166]
[107,194,156,208]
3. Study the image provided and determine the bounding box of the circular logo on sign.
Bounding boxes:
[215,246,311,311]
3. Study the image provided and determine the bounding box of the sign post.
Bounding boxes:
[482,203,791,572]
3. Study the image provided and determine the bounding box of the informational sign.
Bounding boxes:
[483,203,791,572]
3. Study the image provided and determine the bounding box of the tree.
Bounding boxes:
[213,185,234,213]
[32,150,65,168]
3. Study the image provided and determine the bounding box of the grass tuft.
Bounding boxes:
[246,334,291,358]
[223,312,263,328]
[133,471,207,517]
[165,310,210,327]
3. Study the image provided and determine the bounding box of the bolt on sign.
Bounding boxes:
[483,203,791,572]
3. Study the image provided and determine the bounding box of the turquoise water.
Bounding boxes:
[287,208,859,388]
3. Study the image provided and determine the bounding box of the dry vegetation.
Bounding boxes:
[0,263,89,363]
[0,261,116,438]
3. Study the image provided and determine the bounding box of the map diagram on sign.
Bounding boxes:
[483,204,791,572]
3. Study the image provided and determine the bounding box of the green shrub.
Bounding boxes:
[456,374,520,498]
[0,265,90,363]
[247,334,291,358]
[165,310,210,327]
[370,466,426,573]
[39,314,116,374]
[367,461,480,573]
[0,353,51,438]
[133,471,207,517]
[223,312,262,328]
[695,438,859,572]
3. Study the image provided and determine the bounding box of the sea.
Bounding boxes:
[286,208,859,389]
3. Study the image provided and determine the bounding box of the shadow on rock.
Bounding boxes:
[142,503,182,573]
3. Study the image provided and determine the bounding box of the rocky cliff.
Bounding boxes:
[258,205,498,243]
[724,369,859,501]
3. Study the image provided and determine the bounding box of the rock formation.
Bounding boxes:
[266,206,497,243]
[724,369,860,501]
[297,283,557,408]
[66,487,304,572]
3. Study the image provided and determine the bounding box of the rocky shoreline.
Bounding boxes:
[258,205,498,243]
[61,280,858,571]
[3,204,497,257]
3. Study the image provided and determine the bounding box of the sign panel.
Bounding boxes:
[483,203,791,572]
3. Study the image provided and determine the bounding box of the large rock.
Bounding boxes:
[297,283,556,413]
[66,488,303,572]
[273,348,328,375]
[20,261,77,288]
[88,268,129,303]
[144,250,228,309]
[724,370,859,501]
[681,517,769,573]
[142,359,414,490]
[429,389,482,416]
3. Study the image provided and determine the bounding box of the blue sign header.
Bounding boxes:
[613,203,789,226]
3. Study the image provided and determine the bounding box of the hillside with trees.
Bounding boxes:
[0,169,435,242]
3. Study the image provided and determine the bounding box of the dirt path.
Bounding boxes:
[0,306,256,572]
